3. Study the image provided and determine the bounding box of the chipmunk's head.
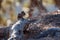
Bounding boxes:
[18,11,25,20]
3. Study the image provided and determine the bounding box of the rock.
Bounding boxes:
[55,32,60,37]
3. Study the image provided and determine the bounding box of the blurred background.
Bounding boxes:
[0,0,60,27]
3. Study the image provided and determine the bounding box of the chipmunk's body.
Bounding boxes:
[8,11,29,40]
[8,18,29,40]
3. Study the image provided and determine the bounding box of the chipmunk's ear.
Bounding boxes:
[21,11,25,16]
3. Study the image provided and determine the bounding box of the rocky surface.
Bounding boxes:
[1,13,60,40]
